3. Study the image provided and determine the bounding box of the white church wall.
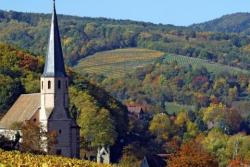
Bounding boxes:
[0,129,21,141]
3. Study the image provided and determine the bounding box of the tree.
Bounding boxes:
[20,121,57,154]
[228,86,238,102]
[225,134,250,164]
[149,113,171,143]
[202,129,228,166]
[168,140,218,167]
[70,88,118,148]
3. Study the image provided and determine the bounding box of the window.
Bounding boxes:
[42,81,43,90]
[59,129,62,134]
[33,118,37,122]
[58,80,61,89]
[48,81,51,89]
[65,81,68,88]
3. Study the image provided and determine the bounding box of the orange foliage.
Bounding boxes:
[168,140,218,167]
[228,159,250,167]
[16,51,39,71]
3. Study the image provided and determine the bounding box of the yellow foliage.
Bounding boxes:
[242,44,250,53]
[213,78,226,90]
[186,121,199,137]
[202,103,226,122]
[175,112,188,126]
[63,37,73,46]
[0,149,115,167]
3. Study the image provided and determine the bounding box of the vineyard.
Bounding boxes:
[75,48,164,78]
[0,149,115,167]
[163,54,250,75]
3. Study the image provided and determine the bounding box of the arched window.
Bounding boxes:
[58,80,61,89]
[48,81,51,89]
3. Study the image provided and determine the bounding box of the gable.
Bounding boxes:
[0,93,40,129]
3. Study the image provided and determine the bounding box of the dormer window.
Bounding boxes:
[58,80,61,89]
[48,81,51,89]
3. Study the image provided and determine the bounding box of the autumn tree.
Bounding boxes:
[149,113,171,143]
[168,140,218,167]
[20,121,57,154]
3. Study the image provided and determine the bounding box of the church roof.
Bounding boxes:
[42,0,67,77]
[127,106,144,115]
[0,94,40,129]
[141,155,166,167]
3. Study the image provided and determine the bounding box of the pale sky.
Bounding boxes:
[1,0,250,26]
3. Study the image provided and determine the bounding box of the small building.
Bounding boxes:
[97,147,110,164]
[127,105,145,119]
[0,0,80,158]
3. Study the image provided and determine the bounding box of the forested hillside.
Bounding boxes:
[84,56,250,166]
[1,10,250,71]
[191,13,250,34]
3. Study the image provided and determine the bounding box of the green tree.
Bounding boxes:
[149,113,171,143]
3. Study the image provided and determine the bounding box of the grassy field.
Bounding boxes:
[163,54,250,75]
[74,48,164,78]
[165,102,195,115]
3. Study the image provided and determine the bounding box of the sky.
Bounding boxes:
[0,0,250,26]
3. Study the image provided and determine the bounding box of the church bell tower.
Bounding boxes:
[39,0,80,158]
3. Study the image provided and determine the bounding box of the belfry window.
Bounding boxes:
[58,80,61,89]
[48,81,51,89]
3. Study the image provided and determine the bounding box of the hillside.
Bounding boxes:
[191,13,250,34]
[1,10,250,71]
[163,54,250,75]
[75,48,164,77]
[0,10,180,66]
[0,42,249,167]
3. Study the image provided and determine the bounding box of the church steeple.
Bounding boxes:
[43,0,66,77]
[39,1,80,158]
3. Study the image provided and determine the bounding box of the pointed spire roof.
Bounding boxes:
[43,0,67,77]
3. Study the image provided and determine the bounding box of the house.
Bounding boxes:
[127,105,145,119]
[0,0,80,158]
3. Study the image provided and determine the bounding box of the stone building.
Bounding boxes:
[0,0,80,158]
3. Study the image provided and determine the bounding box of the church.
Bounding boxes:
[0,0,80,158]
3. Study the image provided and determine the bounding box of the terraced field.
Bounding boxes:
[75,48,164,77]
[163,54,250,75]
[75,48,250,78]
